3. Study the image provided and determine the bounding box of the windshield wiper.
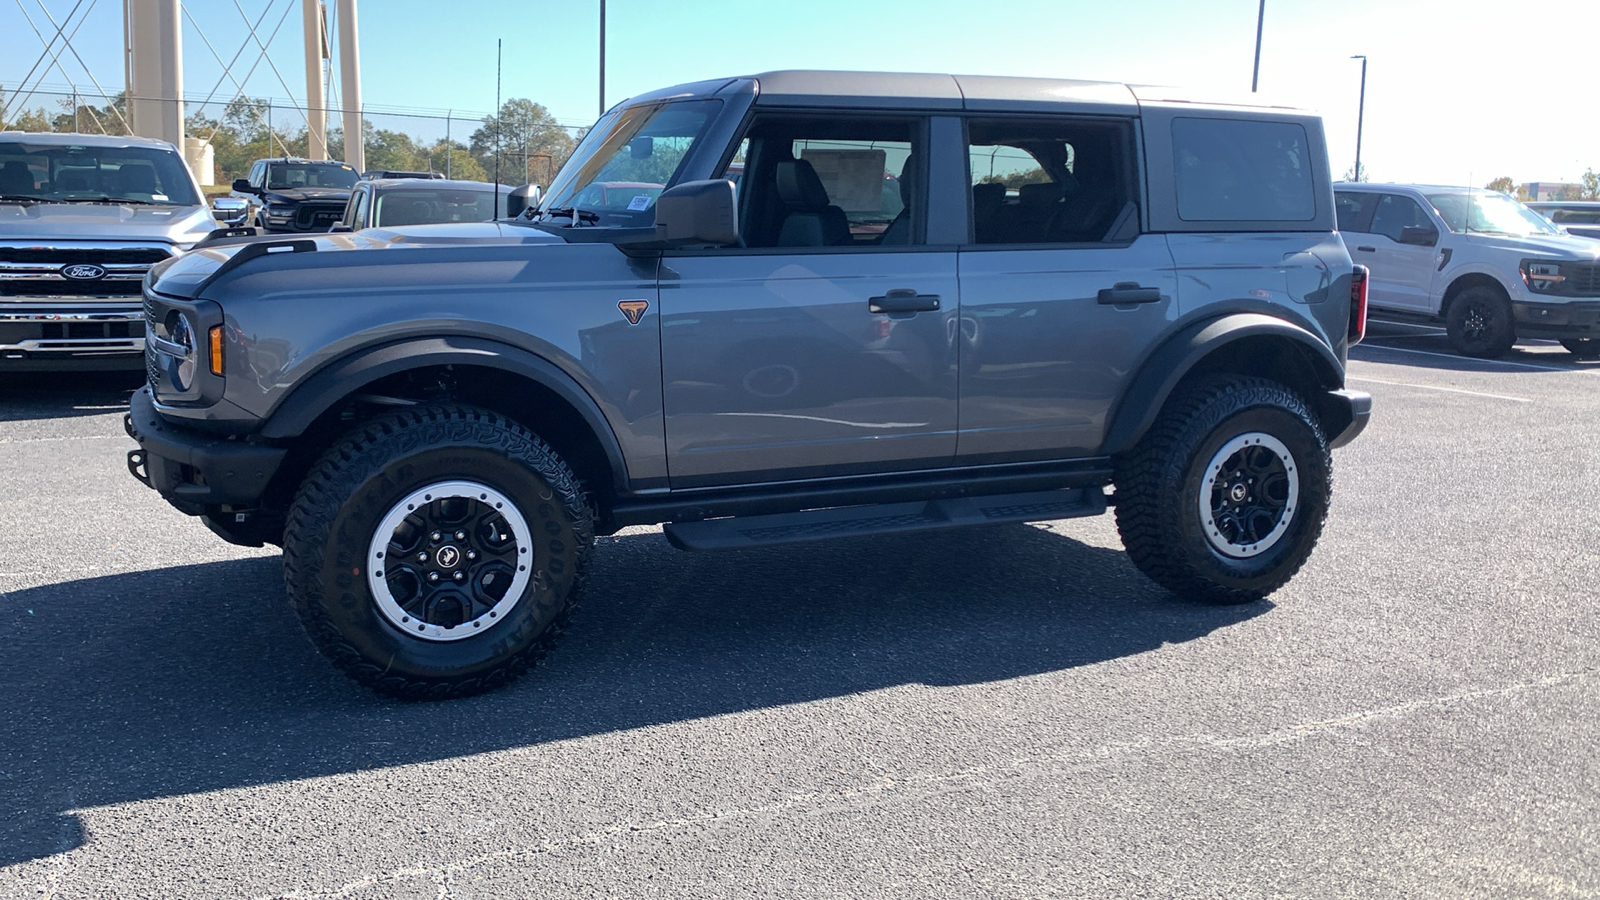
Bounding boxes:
[0,194,57,204]
[538,206,601,225]
[61,196,172,206]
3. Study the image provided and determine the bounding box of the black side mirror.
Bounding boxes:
[506,183,542,219]
[653,179,738,246]
[232,178,256,194]
[1398,225,1438,247]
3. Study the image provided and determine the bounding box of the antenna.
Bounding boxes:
[494,38,502,221]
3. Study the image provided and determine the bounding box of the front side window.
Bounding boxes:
[540,99,721,227]
[1172,118,1315,222]
[966,117,1133,244]
[1427,191,1561,236]
[0,141,200,206]
[1370,194,1433,242]
[343,187,366,228]
[719,114,921,249]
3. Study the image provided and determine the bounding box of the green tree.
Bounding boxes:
[470,98,574,186]
[1485,176,1516,195]
[1582,169,1600,201]
[1341,162,1369,183]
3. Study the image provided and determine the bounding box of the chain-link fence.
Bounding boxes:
[1,87,583,191]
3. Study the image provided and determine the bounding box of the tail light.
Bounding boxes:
[1348,265,1368,345]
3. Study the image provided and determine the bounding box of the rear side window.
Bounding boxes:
[1172,118,1314,222]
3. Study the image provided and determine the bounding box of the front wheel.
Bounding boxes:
[1445,287,1515,358]
[1114,376,1332,605]
[1561,338,1600,359]
[283,405,593,698]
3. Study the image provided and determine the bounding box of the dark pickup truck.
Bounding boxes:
[127,70,1371,698]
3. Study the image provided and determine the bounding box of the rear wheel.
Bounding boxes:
[1113,376,1332,605]
[1445,286,1515,358]
[283,405,593,698]
[1561,338,1600,359]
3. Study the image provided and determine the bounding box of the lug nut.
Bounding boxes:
[416,552,428,562]
[430,531,442,542]
[466,550,478,561]
[427,572,440,583]
[453,571,465,582]
[455,531,466,541]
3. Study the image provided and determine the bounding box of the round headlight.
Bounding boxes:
[168,313,196,391]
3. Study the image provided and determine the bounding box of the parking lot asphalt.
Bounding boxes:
[1,324,1597,899]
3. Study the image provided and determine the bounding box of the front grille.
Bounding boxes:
[1567,264,1600,295]
[39,321,138,340]
[1,280,143,297]
[0,248,171,265]
[295,203,344,229]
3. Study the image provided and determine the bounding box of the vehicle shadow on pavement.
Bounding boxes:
[0,523,1266,865]
[0,371,144,423]
[1353,334,1595,374]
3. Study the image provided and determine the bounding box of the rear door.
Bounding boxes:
[956,114,1173,460]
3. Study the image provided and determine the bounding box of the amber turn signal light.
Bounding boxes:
[209,326,224,375]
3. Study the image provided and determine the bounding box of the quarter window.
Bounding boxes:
[1172,118,1315,222]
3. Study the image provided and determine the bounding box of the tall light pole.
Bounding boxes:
[598,0,606,117]
[1351,55,1367,182]
[1251,0,1265,92]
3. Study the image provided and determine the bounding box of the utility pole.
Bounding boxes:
[1351,55,1367,182]
[1251,0,1265,92]
[599,0,606,117]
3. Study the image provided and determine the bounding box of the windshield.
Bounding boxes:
[539,99,721,226]
[0,141,200,205]
[267,162,359,190]
[1427,191,1561,237]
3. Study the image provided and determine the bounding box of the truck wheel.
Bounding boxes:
[1445,287,1515,358]
[283,405,593,698]
[1113,376,1331,605]
[1561,338,1600,359]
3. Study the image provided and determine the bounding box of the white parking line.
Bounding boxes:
[1346,375,1533,403]
[1353,342,1589,373]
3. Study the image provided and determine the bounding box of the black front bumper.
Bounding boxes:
[124,387,287,515]
[1512,300,1600,339]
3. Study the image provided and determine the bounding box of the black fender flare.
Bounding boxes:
[1099,312,1344,457]
[259,335,631,492]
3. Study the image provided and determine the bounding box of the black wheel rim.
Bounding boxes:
[1199,432,1299,559]
[366,481,533,641]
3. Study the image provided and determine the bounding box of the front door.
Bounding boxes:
[1361,192,1440,313]
[660,113,959,487]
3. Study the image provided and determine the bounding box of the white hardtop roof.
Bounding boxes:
[0,131,178,151]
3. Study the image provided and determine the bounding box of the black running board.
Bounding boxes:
[662,486,1106,551]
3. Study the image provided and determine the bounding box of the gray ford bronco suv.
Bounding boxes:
[126,71,1372,698]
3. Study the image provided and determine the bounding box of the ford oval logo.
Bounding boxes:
[61,263,107,281]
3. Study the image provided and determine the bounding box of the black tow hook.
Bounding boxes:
[126,449,151,488]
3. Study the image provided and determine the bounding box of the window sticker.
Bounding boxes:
[627,195,652,211]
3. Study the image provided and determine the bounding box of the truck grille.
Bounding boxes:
[0,280,143,297]
[1567,264,1600,295]
[295,202,344,230]
[0,247,172,265]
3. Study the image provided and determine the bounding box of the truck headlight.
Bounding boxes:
[1521,260,1565,293]
[168,312,197,391]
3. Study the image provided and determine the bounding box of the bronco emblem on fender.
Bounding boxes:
[618,299,649,325]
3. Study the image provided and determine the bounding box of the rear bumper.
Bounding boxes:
[1325,388,1372,450]
[124,386,286,514]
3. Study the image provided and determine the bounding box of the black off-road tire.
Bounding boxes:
[1445,286,1516,358]
[1561,338,1600,359]
[1113,376,1332,605]
[283,404,593,699]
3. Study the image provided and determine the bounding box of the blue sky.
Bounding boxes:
[2,0,1594,186]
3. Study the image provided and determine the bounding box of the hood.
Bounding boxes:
[0,201,215,245]
[263,188,351,203]
[149,221,568,299]
[1460,231,1600,261]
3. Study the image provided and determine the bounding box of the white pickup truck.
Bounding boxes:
[1335,183,1600,358]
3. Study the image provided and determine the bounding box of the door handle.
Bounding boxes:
[1355,245,1376,253]
[870,289,941,314]
[1096,282,1162,305]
